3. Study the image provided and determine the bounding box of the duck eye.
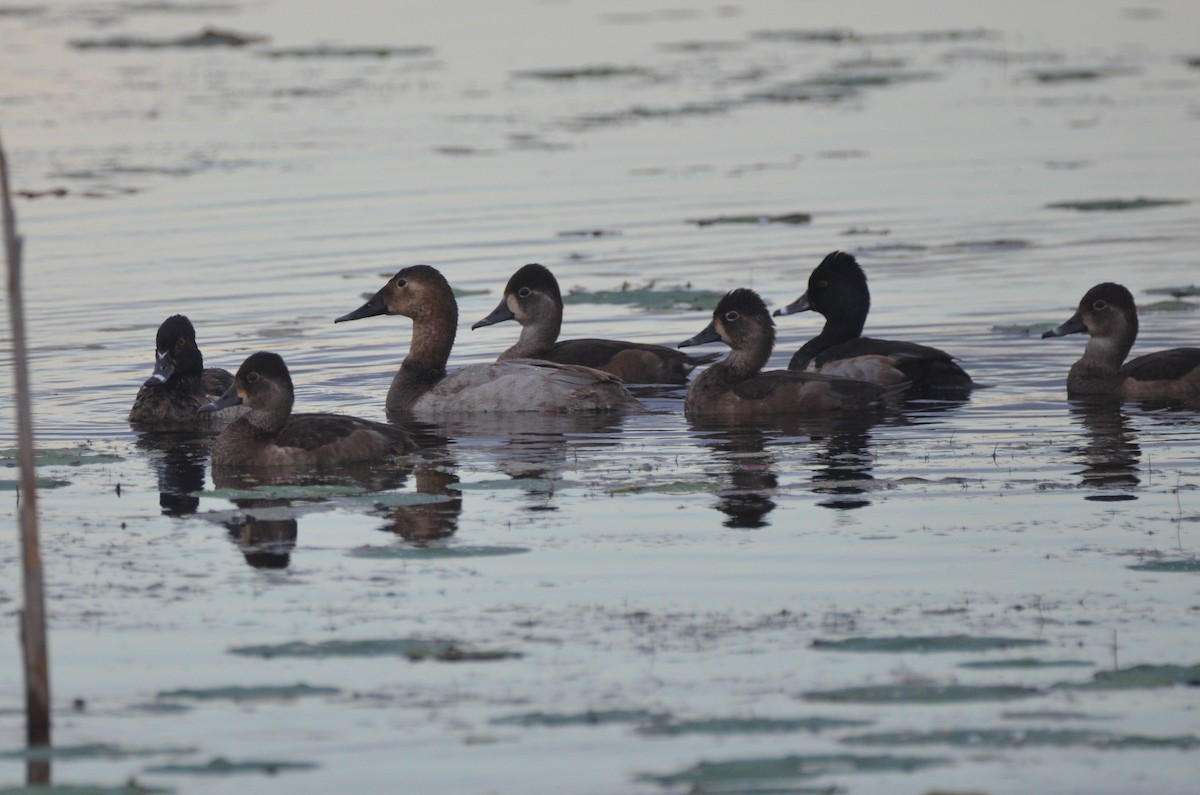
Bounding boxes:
[517,287,531,298]
[817,280,829,289]
[724,310,739,322]
[395,278,407,288]
[176,338,187,348]
[246,372,259,384]
[1092,300,1107,311]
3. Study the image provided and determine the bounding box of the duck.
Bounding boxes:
[678,288,904,417]
[199,351,414,468]
[470,263,718,384]
[773,251,973,394]
[334,264,644,414]
[128,314,245,430]
[1042,282,1200,400]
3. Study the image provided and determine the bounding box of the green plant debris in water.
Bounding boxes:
[0,477,70,490]
[143,757,317,776]
[638,753,949,788]
[201,484,366,500]
[1001,710,1106,721]
[1146,284,1200,298]
[689,212,812,227]
[156,684,340,702]
[492,709,665,728]
[638,716,873,736]
[562,286,726,311]
[229,638,521,662]
[843,728,1200,750]
[1127,559,1200,573]
[452,287,490,298]
[959,657,1092,670]
[991,322,1057,335]
[0,785,173,795]
[1046,197,1188,212]
[1055,663,1200,691]
[804,684,1041,704]
[1,447,123,467]
[350,491,453,507]
[449,478,571,491]
[262,45,434,59]
[810,635,1046,653]
[70,28,267,49]
[348,544,529,559]
[513,64,655,80]
[0,744,195,760]
[1141,299,1198,312]
[607,480,721,495]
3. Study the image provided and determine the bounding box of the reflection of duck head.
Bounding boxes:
[1067,398,1140,498]
[691,422,778,529]
[134,431,209,516]
[807,417,877,511]
[382,457,462,543]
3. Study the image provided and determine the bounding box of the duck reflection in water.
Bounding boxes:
[1067,398,1141,499]
[133,432,210,517]
[696,424,779,528]
[805,416,880,511]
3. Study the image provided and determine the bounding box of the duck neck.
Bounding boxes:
[499,316,560,361]
[244,396,292,437]
[389,301,457,411]
[813,310,865,351]
[722,344,770,381]
[1078,335,1134,376]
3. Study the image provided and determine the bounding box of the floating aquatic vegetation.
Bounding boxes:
[639,753,949,789]
[1127,558,1200,573]
[1145,285,1200,298]
[348,545,529,559]
[959,657,1091,670]
[557,228,621,238]
[449,477,570,491]
[569,102,731,128]
[748,80,860,103]
[1141,299,1198,312]
[810,635,1046,653]
[638,716,873,736]
[1002,710,1106,721]
[607,480,721,495]
[513,64,656,81]
[1029,66,1137,83]
[0,6,45,17]
[1046,197,1188,212]
[229,638,521,662]
[70,27,267,49]
[156,683,340,702]
[0,447,123,467]
[689,212,812,227]
[657,40,744,53]
[562,285,726,311]
[0,477,69,490]
[991,322,1057,336]
[262,45,434,59]
[804,683,1041,703]
[943,238,1031,253]
[750,28,994,45]
[0,743,195,760]
[1055,663,1200,691]
[0,783,172,794]
[843,727,1200,750]
[144,757,317,775]
[750,28,857,44]
[201,483,365,500]
[492,709,664,728]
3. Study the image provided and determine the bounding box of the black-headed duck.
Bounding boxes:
[679,288,903,417]
[335,265,643,414]
[1042,282,1200,401]
[129,315,245,430]
[471,263,718,384]
[774,251,973,394]
[200,352,414,468]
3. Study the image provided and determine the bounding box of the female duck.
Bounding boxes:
[679,288,902,417]
[471,263,717,384]
[1042,282,1200,400]
[774,251,972,393]
[129,314,244,430]
[335,265,643,414]
[200,351,413,468]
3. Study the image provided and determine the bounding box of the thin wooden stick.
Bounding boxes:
[1,132,52,749]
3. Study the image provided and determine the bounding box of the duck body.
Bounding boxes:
[129,315,245,430]
[472,263,717,384]
[776,251,972,394]
[337,264,643,414]
[202,352,413,468]
[679,288,903,419]
[1043,282,1200,401]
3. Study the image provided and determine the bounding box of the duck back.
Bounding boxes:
[409,360,643,415]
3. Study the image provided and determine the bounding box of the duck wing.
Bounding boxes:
[1120,348,1200,383]
[277,413,413,456]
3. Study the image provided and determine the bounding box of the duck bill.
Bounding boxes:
[1041,312,1087,338]
[679,320,723,348]
[335,286,390,324]
[471,299,515,330]
[772,293,811,317]
[143,350,175,387]
[198,382,243,414]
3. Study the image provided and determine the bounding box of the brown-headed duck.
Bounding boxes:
[200,351,413,468]
[129,315,246,430]
[1042,282,1200,401]
[471,263,718,384]
[774,251,973,394]
[335,265,643,414]
[679,288,904,417]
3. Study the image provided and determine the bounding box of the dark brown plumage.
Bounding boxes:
[129,315,243,430]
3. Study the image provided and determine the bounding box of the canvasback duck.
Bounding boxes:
[679,288,904,417]
[471,263,717,383]
[1042,282,1200,401]
[774,251,973,394]
[200,351,414,467]
[129,314,245,429]
[334,265,644,414]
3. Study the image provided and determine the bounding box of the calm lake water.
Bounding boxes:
[2,0,1200,792]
